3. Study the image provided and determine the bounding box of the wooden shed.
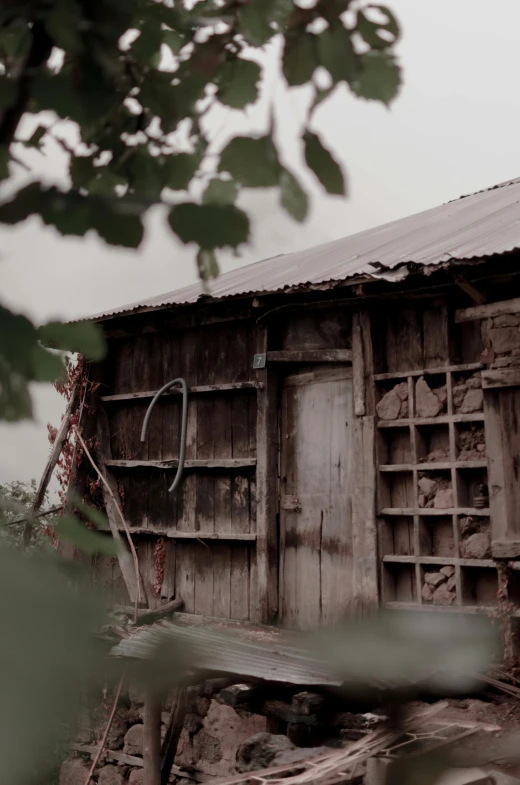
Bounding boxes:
[76,177,520,638]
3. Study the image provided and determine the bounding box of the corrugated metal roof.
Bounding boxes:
[92,177,520,321]
[111,618,342,685]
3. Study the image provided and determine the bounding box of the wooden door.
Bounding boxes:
[280,365,353,629]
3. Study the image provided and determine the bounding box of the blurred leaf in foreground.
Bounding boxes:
[0,549,106,785]
[309,611,497,696]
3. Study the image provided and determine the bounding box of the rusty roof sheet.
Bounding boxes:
[92,177,520,321]
[111,618,342,686]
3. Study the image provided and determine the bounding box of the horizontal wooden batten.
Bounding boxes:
[105,458,256,470]
[380,507,490,517]
[455,296,520,323]
[373,362,482,381]
[266,349,352,363]
[117,527,257,542]
[101,382,260,403]
[378,413,485,428]
[482,368,520,390]
[382,555,495,568]
[385,602,509,615]
[492,540,520,558]
[379,460,487,472]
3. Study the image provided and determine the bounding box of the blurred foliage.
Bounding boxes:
[0,0,402,422]
[0,479,59,549]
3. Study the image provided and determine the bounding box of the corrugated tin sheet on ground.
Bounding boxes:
[111,618,342,686]
[91,177,520,321]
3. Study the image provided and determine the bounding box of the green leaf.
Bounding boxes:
[280,168,308,222]
[317,25,358,83]
[356,5,400,50]
[132,22,164,66]
[57,514,119,555]
[165,153,200,191]
[71,497,110,531]
[238,1,275,45]
[196,248,219,285]
[70,155,96,189]
[349,51,401,105]
[127,149,166,199]
[30,344,64,382]
[38,321,106,361]
[168,203,249,249]
[87,168,127,196]
[218,59,261,109]
[91,200,145,248]
[44,0,84,52]
[219,135,281,187]
[163,29,184,55]
[304,131,345,195]
[283,32,318,86]
[0,76,18,108]
[0,549,105,784]
[238,0,292,43]
[202,178,238,206]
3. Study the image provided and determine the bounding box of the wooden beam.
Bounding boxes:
[113,527,257,541]
[101,382,259,403]
[352,313,366,416]
[161,688,188,785]
[104,458,256,470]
[70,744,204,781]
[143,690,162,785]
[266,349,352,363]
[96,408,143,605]
[22,383,79,548]
[453,273,487,305]
[254,325,279,623]
[492,540,520,558]
[455,297,520,323]
[482,368,520,389]
[351,415,378,616]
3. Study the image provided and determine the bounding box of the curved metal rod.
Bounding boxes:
[140,378,188,494]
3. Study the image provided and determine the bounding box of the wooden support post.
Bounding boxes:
[254,324,278,623]
[96,407,144,605]
[161,687,188,785]
[351,415,378,615]
[143,689,162,785]
[22,382,79,548]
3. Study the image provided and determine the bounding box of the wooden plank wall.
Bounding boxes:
[95,318,258,619]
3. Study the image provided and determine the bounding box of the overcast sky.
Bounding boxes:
[2,0,520,487]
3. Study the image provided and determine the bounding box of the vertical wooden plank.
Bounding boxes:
[193,326,215,616]
[498,389,520,537]
[143,690,162,785]
[254,325,279,623]
[321,375,353,624]
[352,313,366,416]
[175,328,198,614]
[484,390,508,544]
[423,302,449,367]
[213,328,233,619]
[351,415,378,615]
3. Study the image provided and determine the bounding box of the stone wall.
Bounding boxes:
[61,685,267,785]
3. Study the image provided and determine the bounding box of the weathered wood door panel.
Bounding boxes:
[483,369,520,556]
[280,366,353,629]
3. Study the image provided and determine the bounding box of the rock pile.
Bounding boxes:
[452,372,483,413]
[457,425,486,461]
[459,517,491,559]
[376,382,409,420]
[418,474,453,509]
[421,566,456,605]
